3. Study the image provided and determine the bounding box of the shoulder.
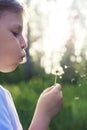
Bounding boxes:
[0,84,10,115]
[0,85,9,94]
[0,85,12,111]
[0,85,7,102]
[0,85,10,103]
[0,85,13,129]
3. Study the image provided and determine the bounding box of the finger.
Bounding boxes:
[43,84,62,94]
[53,84,62,91]
[43,86,54,93]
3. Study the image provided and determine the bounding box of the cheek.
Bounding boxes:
[0,42,20,73]
[0,42,20,72]
[0,29,21,72]
[0,35,21,62]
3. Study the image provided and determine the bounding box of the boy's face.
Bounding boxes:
[0,11,26,73]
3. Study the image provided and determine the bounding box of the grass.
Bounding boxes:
[3,78,87,130]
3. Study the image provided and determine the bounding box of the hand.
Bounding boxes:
[29,84,63,130]
[36,84,63,120]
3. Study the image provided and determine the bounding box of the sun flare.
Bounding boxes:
[18,0,87,74]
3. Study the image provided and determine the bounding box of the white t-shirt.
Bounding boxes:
[0,85,23,130]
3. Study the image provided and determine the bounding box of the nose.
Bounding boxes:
[20,36,27,49]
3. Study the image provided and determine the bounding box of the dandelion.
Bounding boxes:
[52,66,64,85]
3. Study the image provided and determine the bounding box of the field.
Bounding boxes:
[3,77,87,130]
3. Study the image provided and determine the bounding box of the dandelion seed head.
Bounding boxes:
[52,66,64,76]
[56,70,59,73]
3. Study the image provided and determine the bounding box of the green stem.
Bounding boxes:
[54,74,57,85]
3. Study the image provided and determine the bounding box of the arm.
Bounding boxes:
[28,84,63,130]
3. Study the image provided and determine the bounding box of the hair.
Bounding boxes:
[0,0,24,16]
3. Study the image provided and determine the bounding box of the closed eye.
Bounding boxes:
[12,32,19,37]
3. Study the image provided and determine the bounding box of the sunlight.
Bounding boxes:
[18,0,26,2]
[43,1,71,53]
[40,0,73,73]
[40,0,87,74]
[18,0,87,74]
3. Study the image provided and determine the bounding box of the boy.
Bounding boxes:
[0,0,63,130]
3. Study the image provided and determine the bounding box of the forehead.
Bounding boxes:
[0,11,23,29]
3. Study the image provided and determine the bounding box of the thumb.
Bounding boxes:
[52,84,62,92]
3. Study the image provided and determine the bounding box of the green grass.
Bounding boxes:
[3,78,87,130]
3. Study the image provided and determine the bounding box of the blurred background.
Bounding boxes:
[1,0,87,129]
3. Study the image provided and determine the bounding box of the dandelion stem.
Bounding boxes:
[54,70,58,85]
[54,74,57,85]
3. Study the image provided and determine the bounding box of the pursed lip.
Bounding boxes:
[20,51,26,61]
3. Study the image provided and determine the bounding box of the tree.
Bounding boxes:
[60,37,79,84]
[24,23,33,80]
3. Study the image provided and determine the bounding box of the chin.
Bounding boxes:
[1,69,16,73]
[0,65,18,73]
